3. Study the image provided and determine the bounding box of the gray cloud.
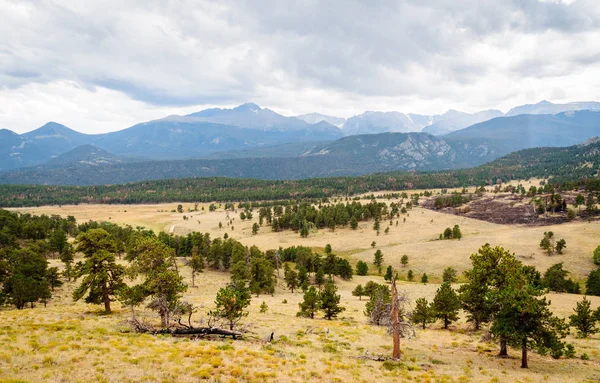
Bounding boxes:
[1,0,600,133]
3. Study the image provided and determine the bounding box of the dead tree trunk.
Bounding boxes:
[391,271,401,359]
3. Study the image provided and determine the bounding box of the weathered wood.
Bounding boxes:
[154,327,242,339]
[391,271,401,359]
[130,319,242,339]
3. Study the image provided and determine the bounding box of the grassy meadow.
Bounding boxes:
[3,185,600,382]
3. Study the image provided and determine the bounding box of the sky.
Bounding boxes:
[1,0,600,134]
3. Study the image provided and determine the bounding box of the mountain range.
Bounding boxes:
[2,109,599,185]
[1,100,600,183]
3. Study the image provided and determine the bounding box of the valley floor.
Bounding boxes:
[4,186,600,382]
[2,267,600,383]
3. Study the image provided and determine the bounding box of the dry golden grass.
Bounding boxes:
[2,258,600,383]
[10,188,600,281]
[5,184,600,382]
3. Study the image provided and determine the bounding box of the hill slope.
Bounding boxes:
[0,139,598,207]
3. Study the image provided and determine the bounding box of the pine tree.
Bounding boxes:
[3,248,52,309]
[315,267,325,288]
[594,245,600,266]
[492,284,568,368]
[407,269,414,281]
[569,296,598,337]
[458,244,524,335]
[189,247,205,288]
[285,268,299,293]
[356,260,368,276]
[249,254,275,297]
[412,297,434,329]
[209,282,251,330]
[421,273,428,284]
[442,267,457,283]
[73,249,125,313]
[127,237,187,327]
[298,266,309,287]
[297,286,319,319]
[586,269,600,296]
[452,225,462,240]
[352,284,365,300]
[432,282,460,329]
[373,250,384,274]
[401,254,409,267]
[319,281,345,320]
[45,267,63,291]
[384,265,393,282]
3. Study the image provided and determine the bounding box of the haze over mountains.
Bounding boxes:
[1,100,600,184]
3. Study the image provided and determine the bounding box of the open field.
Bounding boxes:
[4,186,600,382]
[9,189,600,282]
[2,259,600,383]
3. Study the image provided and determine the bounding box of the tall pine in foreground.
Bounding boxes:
[319,281,345,320]
[432,282,460,329]
[492,284,568,368]
[72,229,125,313]
[569,296,598,338]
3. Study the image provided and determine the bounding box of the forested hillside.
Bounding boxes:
[0,140,598,207]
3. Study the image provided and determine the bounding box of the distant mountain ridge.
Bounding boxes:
[2,100,600,173]
[3,108,600,185]
[0,104,343,171]
[505,100,600,117]
[295,113,346,127]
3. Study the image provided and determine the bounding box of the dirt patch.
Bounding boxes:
[423,193,595,226]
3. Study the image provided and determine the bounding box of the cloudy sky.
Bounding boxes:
[1,0,600,134]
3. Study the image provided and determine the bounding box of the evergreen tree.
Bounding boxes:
[298,266,309,287]
[252,223,259,235]
[117,284,147,320]
[356,260,369,276]
[458,244,524,335]
[189,247,205,288]
[373,218,380,235]
[401,254,409,267]
[421,273,428,284]
[412,297,434,329]
[384,265,393,282]
[285,268,299,293]
[352,284,365,300]
[73,249,125,313]
[585,268,600,296]
[249,254,275,297]
[555,239,566,254]
[3,248,51,309]
[569,296,598,337]
[336,258,353,280]
[59,244,74,282]
[319,281,345,320]
[491,284,568,368]
[432,282,460,329]
[127,237,187,327]
[407,269,414,281]
[314,267,325,288]
[442,267,457,283]
[373,250,384,275]
[45,267,63,291]
[542,263,580,293]
[350,217,358,230]
[452,225,462,240]
[594,245,600,266]
[209,282,251,330]
[443,227,453,239]
[297,286,319,319]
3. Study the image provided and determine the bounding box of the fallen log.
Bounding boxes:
[153,327,242,339]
